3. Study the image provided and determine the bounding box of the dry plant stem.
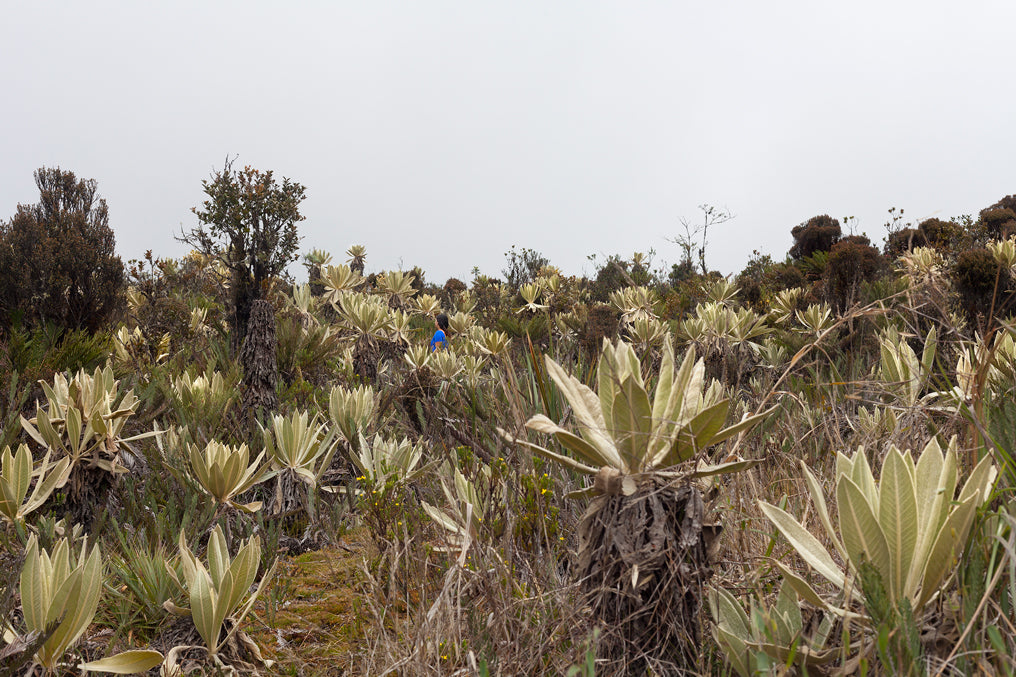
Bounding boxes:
[935,556,1007,676]
[497,352,527,432]
[993,598,1016,637]
[963,322,1012,472]
[577,477,714,673]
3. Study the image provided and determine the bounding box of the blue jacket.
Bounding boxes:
[430,328,447,351]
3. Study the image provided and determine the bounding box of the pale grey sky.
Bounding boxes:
[3,2,1015,284]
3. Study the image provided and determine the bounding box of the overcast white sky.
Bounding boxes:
[3,2,1015,284]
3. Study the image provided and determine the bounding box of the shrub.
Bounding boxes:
[917,218,963,251]
[502,246,548,289]
[443,277,467,296]
[737,278,763,313]
[839,234,873,247]
[822,236,884,310]
[980,194,1016,219]
[128,252,227,318]
[629,257,653,286]
[586,255,632,303]
[0,167,125,333]
[790,214,841,259]
[770,262,806,291]
[134,296,192,345]
[659,288,693,320]
[884,227,927,258]
[407,265,426,293]
[442,277,467,310]
[952,247,1013,328]
[470,275,506,325]
[981,208,1016,239]
[735,251,776,313]
[668,260,696,287]
[579,303,619,357]
[954,248,1005,295]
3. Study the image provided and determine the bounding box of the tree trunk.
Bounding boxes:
[577,478,719,675]
[240,299,279,421]
[231,271,256,354]
[308,265,324,296]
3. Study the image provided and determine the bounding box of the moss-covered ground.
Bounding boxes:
[247,529,378,676]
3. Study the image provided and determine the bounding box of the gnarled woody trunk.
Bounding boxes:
[578,475,721,675]
[240,299,279,420]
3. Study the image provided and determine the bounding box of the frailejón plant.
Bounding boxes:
[170,526,275,661]
[19,535,162,674]
[187,441,272,513]
[760,437,996,620]
[0,445,69,527]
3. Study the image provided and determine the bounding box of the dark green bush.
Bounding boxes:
[579,304,619,358]
[735,251,776,313]
[128,252,227,311]
[586,255,632,303]
[980,194,1016,219]
[444,277,467,296]
[502,246,548,289]
[952,248,1014,329]
[822,237,884,310]
[0,167,125,333]
[668,260,696,287]
[408,265,426,293]
[135,296,192,345]
[790,214,841,260]
[471,275,507,326]
[917,218,964,252]
[0,325,111,448]
[629,259,653,287]
[442,277,467,310]
[659,288,694,320]
[839,234,873,247]
[981,208,1016,239]
[884,228,927,258]
[954,248,1004,296]
[770,262,806,291]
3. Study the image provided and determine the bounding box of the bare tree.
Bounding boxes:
[668,204,735,276]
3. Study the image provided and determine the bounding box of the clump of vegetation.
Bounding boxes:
[0,167,125,333]
[917,217,964,251]
[823,235,885,310]
[502,245,549,289]
[982,207,1016,239]
[790,214,841,259]
[953,247,1013,328]
[884,227,927,258]
[586,254,635,303]
[578,303,619,358]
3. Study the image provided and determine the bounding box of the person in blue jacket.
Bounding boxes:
[430,312,449,351]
